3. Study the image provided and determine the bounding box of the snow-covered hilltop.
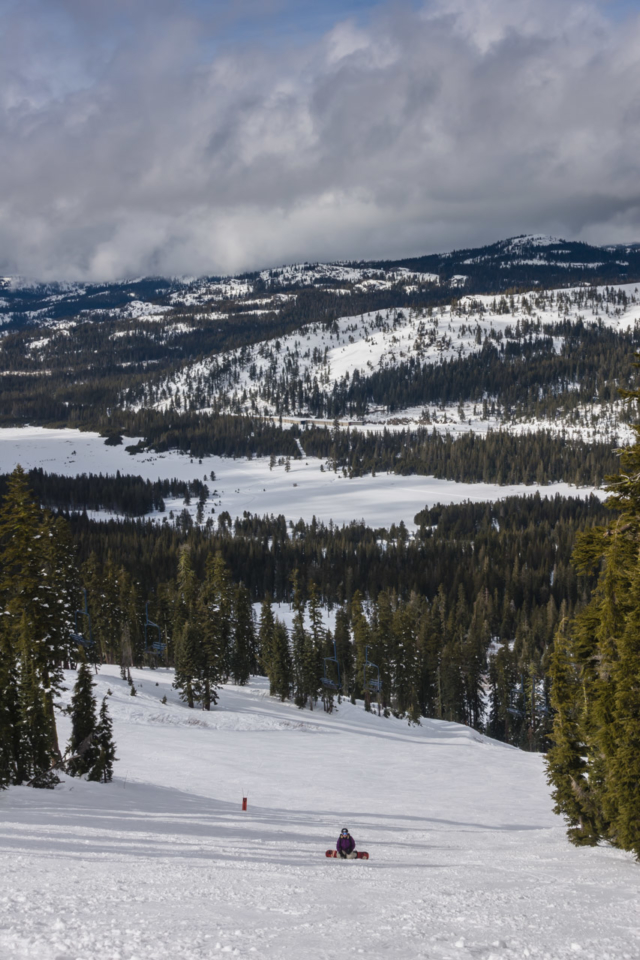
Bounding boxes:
[1,233,640,454]
[135,283,640,444]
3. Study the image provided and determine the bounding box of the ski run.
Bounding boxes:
[2,668,639,960]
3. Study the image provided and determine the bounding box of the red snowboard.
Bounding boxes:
[326,850,369,859]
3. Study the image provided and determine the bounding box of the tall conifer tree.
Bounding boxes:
[259,595,276,690]
[67,662,99,777]
[231,584,254,685]
[351,591,369,704]
[547,377,640,854]
[0,467,78,783]
[88,697,118,783]
[271,620,293,701]
[291,571,308,708]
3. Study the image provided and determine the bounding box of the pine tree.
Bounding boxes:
[231,584,254,685]
[18,637,52,782]
[120,570,144,666]
[333,606,353,695]
[271,620,293,701]
[88,558,126,663]
[0,467,79,783]
[487,643,518,744]
[304,581,323,709]
[546,607,603,844]
[259,595,276,690]
[46,516,81,672]
[545,383,640,853]
[291,571,308,708]
[351,590,370,705]
[198,597,221,710]
[203,554,233,681]
[391,602,418,718]
[173,618,202,709]
[0,622,17,787]
[67,662,99,777]
[88,697,118,783]
[200,554,233,706]
[418,602,440,719]
[373,591,393,712]
[607,555,640,855]
[464,589,491,729]
[173,550,201,708]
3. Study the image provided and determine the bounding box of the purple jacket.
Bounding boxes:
[336,834,355,854]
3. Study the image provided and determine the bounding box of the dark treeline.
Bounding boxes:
[112,410,301,460]
[66,492,607,614]
[302,427,618,486]
[0,468,116,789]
[369,237,640,290]
[94,411,621,487]
[0,468,212,517]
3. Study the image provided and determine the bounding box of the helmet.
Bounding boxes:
[341,828,349,835]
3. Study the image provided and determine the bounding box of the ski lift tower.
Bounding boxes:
[144,602,166,658]
[320,639,341,692]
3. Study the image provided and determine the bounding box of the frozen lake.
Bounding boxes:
[0,426,602,529]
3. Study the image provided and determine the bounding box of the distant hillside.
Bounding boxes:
[134,281,640,445]
[1,235,639,446]
[2,234,639,332]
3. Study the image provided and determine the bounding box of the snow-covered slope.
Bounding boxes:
[140,283,640,442]
[2,667,639,960]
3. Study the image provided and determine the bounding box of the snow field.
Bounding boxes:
[251,602,338,636]
[2,667,640,960]
[0,427,601,530]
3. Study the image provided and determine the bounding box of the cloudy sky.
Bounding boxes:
[1,0,640,280]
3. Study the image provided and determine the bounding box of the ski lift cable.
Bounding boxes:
[364,645,382,693]
[71,588,97,657]
[144,601,166,654]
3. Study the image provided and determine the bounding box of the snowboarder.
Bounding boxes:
[336,827,358,859]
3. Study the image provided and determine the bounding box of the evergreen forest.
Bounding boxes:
[0,456,614,795]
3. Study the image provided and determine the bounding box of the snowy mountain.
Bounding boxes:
[1,234,639,464]
[2,666,638,960]
[1,234,639,332]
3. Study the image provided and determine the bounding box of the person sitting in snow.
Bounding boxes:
[336,827,357,859]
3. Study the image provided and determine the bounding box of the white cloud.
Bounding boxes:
[1,0,640,279]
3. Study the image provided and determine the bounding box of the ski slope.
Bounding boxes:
[2,668,639,960]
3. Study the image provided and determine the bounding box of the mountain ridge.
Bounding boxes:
[2,234,640,307]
